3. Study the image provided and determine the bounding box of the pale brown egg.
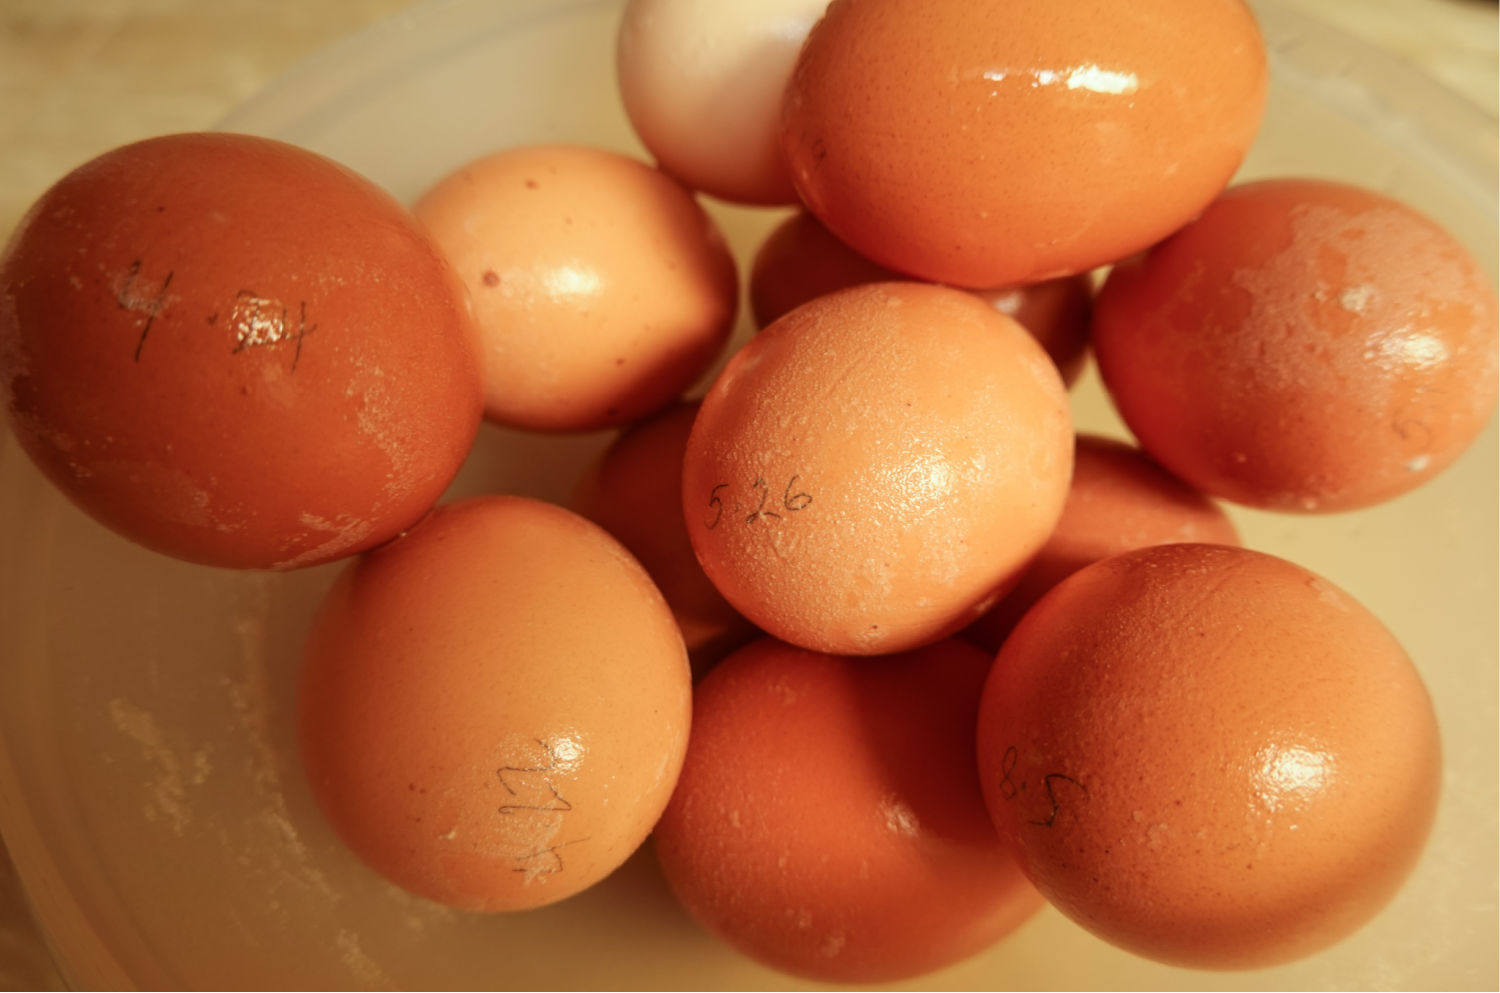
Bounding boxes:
[682,282,1073,655]
[964,434,1239,652]
[976,543,1441,968]
[0,132,483,569]
[298,495,692,912]
[570,401,759,675]
[413,144,738,432]
[654,636,1042,982]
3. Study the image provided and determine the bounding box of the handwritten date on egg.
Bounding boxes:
[115,257,316,370]
[998,744,1089,828]
[704,474,812,529]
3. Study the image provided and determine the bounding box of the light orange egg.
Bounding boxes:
[413,144,738,432]
[0,132,483,569]
[1093,177,1500,511]
[571,401,759,674]
[976,543,1441,969]
[749,210,1093,384]
[298,495,692,912]
[964,433,1239,652]
[682,282,1073,656]
[654,636,1042,982]
[780,0,1267,288]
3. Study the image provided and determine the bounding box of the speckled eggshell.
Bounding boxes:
[298,495,692,912]
[0,132,483,569]
[976,543,1442,969]
[412,144,738,432]
[571,401,760,675]
[654,636,1042,982]
[682,282,1073,656]
[780,0,1267,287]
[616,0,828,205]
[1093,177,1500,511]
[964,434,1239,651]
[749,211,1092,384]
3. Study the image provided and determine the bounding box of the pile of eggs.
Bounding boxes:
[1,0,1495,984]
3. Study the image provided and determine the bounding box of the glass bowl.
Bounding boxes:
[1,0,1494,987]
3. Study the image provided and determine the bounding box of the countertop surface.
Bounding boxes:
[0,0,1496,988]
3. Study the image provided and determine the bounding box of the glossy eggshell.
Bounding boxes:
[570,401,759,675]
[748,211,1092,384]
[616,0,827,205]
[0,132,484,569]
[1093,177,1500,511]
[971,279,1093,388]
[412,144,738,432]
[976,543,1442,969]
[654,636,1042,982]
[964,434,1239,652]
[682,282,1073,656]
[297,495,692,912]
[780,0,1267,288]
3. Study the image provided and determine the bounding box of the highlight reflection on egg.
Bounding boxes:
[976,543,1441,969]
[298,495,692,912]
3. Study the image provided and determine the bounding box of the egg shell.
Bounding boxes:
[297,494,692,912]
[749,210,1093,384]
[616,0,827,205]
[779,0,1267,287]
[976,543,1442,969]
[1093,177,1500,511]
[682,281,1073,656]
[0,132,483,569]
[964,433,1240,652]
[654,635,1042,982]
[412,143,738,433]
[570,401,760,675]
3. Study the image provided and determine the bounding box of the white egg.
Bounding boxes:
[616,0,829,205]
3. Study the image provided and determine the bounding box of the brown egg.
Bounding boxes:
[1093,177,1500,511]
[971,280,1093,388]
[780,0,1267,287]
[298,495,692,912]
[749,211,1092,384]
[413,144,738,432]
[654,636,1042,982]
[682,282,1073,656]
[976,543,1441,969]
[570,401,759,675]
[964,434,1240,652]
[0,132,483,569]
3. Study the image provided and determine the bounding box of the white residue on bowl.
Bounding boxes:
[107,697,192,836]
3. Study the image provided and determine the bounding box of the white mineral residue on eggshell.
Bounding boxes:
[349,360,418,498]
[272,512,376,571]
[880,795,919,838]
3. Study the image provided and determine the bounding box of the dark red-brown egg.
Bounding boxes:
[0,132,483,569]
[1093,177,1499,511]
